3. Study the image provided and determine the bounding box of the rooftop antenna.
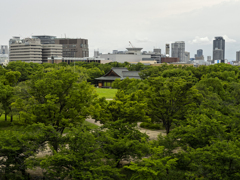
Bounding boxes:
[129,41,134,48]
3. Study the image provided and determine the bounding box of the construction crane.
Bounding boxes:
[129,41,134,48]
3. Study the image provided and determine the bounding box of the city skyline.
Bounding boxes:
[0,0,240,60]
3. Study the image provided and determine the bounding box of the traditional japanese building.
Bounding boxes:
[95,67,141,88]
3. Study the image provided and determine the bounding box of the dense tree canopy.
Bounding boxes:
[1,61,240,179]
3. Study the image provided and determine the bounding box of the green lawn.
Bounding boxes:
[0,115,22,131]
[95,88,118,99]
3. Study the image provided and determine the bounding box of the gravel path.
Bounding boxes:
[85,118,166,140]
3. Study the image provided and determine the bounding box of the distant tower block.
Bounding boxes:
[213,36,225,60]
[236,51,240,62]
[94,50,100,57]
[112,50,118,54]
[171,41,185,62]
[153,48,161,54]
[207,56,211,61]
[165,44,170,56]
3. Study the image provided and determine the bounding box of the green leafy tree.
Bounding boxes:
[99,119,149,168]
[112,78,145,94]
[5,61,41,82]
[0,70,21,121]
[13,68,98,151]
[94,90,150,124]
[128,62,146,71]
[125,146,178,180]
[93,90,150,169]
[184,140,240,179]
[0,124,58,179]
[146,76,201,134]
[87,67,105,84]
[40,127,121,180]
[0,83,14,121]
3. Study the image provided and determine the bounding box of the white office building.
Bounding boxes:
[99,47,151,63]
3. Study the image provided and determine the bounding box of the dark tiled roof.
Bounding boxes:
[96,67,141,81]
[106,67,128,78]
[122,71,140,78]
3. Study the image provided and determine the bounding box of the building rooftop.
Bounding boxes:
[95,67,141,81]
[32,35,56,37]
[126,47,143,52]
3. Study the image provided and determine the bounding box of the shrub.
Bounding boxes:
[140,122,164,130]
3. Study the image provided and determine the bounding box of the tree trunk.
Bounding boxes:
[116,160,121,168]
[20,168,27,179]
[166,126,170,134]
[11,115,13,122]
[5,113,7,121]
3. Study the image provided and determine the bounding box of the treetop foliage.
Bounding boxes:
[1,61,240,179]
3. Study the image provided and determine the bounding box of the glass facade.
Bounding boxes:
[32,36,56,44]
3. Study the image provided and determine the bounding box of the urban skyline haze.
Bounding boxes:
[1,0,240,60]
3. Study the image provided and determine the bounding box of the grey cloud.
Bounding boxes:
[0,0,240,59]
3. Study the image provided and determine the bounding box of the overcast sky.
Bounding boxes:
[1,0,240,60]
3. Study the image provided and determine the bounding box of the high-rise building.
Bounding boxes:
[195,49,204,60]
[153,48,161,54]
[9,38,42,63]
[236,51,240,62]
[207,56,211,61]
[197,49,203,57]
[0,46,8,54]
[213,36,225,60]
[94,50,100,57]
[171,41,185,62]
[32,35,56,44]
[165,44,170,56]
[55,38,89,58]
[213,49,224,61]
[185,52,190,61]
[9,37,21,46]
[9,37,21,53]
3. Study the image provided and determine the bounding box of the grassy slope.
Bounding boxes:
[95,88,118,99]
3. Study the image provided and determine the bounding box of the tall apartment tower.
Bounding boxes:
[55,38,89,58]
[197,49,203,57]
[213,49,224,60]
[195,49,204,60]
[213,36,225,60]
[165,44,170,56]
[236,51,240,62]
[171,41,185,62]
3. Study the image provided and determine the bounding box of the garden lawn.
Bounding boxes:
[0,114,22,131]
[95,88,117,99]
